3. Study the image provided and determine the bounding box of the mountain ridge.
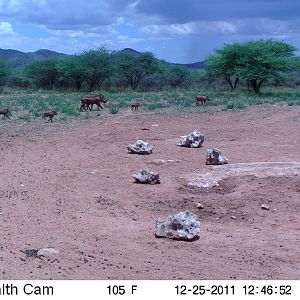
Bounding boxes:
[0,47,205,69]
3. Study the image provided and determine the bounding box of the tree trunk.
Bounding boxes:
[233,77,239,90]
[250,79,259,94]
[257,78,265,91]
[224,77,234,90]
[250,78,264,94]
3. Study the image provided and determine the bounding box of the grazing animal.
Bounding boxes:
[43,111,57,122]
[80,95,108,111]
[131,102,140,111]
[195,95,211,105]
[0,108,10,118]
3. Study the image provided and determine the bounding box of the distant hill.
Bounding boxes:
[0,48,66,68]
[0,47,205,70]
[119,48,141,56]
[118,48,205,69]
[175,61,206,70]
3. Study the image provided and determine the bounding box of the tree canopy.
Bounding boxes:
[206,39,296,93]
[117,52,159,90]
[79,48,114,91]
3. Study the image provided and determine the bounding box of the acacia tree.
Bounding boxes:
[238,40,295,93]
[206,43,241,90]
[23,58,62,89]
[80,48,114,91]
[206,39,295,93]
[58,55,85,90]
[117,52,158,90]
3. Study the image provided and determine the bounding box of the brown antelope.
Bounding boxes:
[196,95,210,105]
[130,102,140,111]
[0,108,10,118]
[80,95,108,111]
[42,111,57,122]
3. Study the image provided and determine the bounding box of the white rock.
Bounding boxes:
[155,211,200,241]
[206,148,228,165]
[127,140,154,155]
[261,204,270,210]
[132,169,160,184]
[178,130,204,148]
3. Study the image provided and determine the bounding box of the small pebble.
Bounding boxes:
[261,204,270,210]
[196,203,204,209]
[231,216,237,220]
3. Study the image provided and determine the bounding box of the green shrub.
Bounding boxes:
[110,107,119,114]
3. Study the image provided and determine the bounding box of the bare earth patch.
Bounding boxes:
[186,162,300,188]
[0,104,299,279]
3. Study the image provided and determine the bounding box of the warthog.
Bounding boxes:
[42,111,57,122]
[196,95,210,105]
[80,95,108,111]
[0,108,10,118]
[130,102,140,111]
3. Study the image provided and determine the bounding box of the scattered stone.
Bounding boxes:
[178,130,204,148]
[155,211,200,241]
[242,212,247,216]
[127,140,154,155]
[231,216,237,220]
[37,247,60,256]
[132,169,160,184]
[206,148,229,165]
[196,203,204,209]
[261,204,270,210]
[151,124,159,127]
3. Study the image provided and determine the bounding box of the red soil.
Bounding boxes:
[0,104,299,279]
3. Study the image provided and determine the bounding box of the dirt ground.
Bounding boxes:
[0,103,299,280]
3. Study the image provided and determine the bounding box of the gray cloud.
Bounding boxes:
[0,0,134,29]
[0,0,299,62]
[135,0,300,23]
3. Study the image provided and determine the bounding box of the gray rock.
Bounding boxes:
[178,130,204,148]
[206,148,228,165]
[132,169,160,184]
[155,210,200,241]
[127,140,154,154]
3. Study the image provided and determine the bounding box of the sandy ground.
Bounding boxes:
[0,103,299,280]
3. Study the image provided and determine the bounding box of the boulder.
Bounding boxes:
[127,140,154,154]
[206,148,228,165]
[155,210,200,241]
[132,169,160,184]
[178,130,204,148]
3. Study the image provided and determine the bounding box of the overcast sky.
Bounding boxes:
[0,0,299,63]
